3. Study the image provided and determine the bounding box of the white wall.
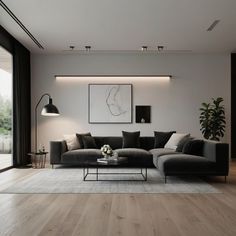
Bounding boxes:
[31,53,231,151]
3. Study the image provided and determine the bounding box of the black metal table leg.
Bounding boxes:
[83,166,148,181]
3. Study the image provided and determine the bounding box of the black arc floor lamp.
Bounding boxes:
[35,93,60,153]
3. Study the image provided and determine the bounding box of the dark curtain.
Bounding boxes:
[231,54,236,159]
[0,25,31,166]
[13,42,31,165]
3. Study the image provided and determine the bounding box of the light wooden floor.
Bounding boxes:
[0,162,236,236]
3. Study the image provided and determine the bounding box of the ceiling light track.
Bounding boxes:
[0,0,44,49]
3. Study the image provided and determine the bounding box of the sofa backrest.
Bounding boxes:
[94,136,155,150]
[94,137,122,150]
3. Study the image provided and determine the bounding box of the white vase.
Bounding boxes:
[103,154,110,160]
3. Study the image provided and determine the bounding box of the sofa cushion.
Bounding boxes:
[150,148,177,158]
[115,148,151,158]
[76,132,91,149]
[122,131,140,148]
[61,149,102,164]
[176,136,193,152]
[63,134,81,151]
[157,154,216,176]
[182,139,204,156]
[164,133,190,150]
[97,136,123,149]
[115,148,153,166]
[154,131,176,148]
[150,148,178,167]
[82,135,97,149]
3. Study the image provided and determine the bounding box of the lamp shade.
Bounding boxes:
[41,98,60,116]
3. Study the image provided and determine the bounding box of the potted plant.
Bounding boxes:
[199,97,226,141]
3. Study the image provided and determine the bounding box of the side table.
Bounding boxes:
[28,152,48,168]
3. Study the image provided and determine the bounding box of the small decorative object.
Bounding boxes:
[136,105,151,123]
[199,97,226,141]
[38,145,45,153]
[89,84,132,123]
[101,144,113,159]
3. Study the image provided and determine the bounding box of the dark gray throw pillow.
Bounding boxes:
[82,135,97,149]
[76,132,91,149]
[182,139,204,156]
[154,131,176,148]
[122,131,140,148]
[176,135,193,152]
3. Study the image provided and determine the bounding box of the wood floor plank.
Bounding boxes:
[0,161,236,236]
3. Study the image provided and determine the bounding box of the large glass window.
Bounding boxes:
[0,46,13,170]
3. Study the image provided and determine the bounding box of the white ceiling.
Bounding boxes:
[0,0,236,54]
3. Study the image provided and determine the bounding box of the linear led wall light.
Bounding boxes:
[55,75,172,81]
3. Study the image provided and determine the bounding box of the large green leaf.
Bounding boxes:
[199,97,226,141]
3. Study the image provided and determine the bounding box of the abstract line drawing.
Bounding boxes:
[89,84,132,123]
[106,85,127,116]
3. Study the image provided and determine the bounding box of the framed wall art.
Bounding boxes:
[88,84,132,123]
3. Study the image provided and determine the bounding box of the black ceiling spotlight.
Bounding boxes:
[157,46,164,51]
[69,45,75,50]
[85,46,91,52]
[141,46,148,51]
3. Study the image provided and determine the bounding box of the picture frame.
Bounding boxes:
[88,84,132,123]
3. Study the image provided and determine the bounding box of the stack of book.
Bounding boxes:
[97,157,118,164]
[97,156,127,164]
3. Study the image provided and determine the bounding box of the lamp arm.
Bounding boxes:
[34,93,51,152]
[35,93,51,112]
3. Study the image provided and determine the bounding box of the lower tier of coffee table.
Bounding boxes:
[83,167,148,181]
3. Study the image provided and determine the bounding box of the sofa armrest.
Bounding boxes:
[203,141,229,175]
[50,140,67,164]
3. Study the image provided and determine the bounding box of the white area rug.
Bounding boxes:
[0,168,220,194]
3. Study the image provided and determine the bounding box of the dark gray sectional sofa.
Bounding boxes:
[50,136,229,182]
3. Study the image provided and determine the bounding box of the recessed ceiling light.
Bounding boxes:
[85,46,91,52]
[141,46,148,51]
[157,46,164,51]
